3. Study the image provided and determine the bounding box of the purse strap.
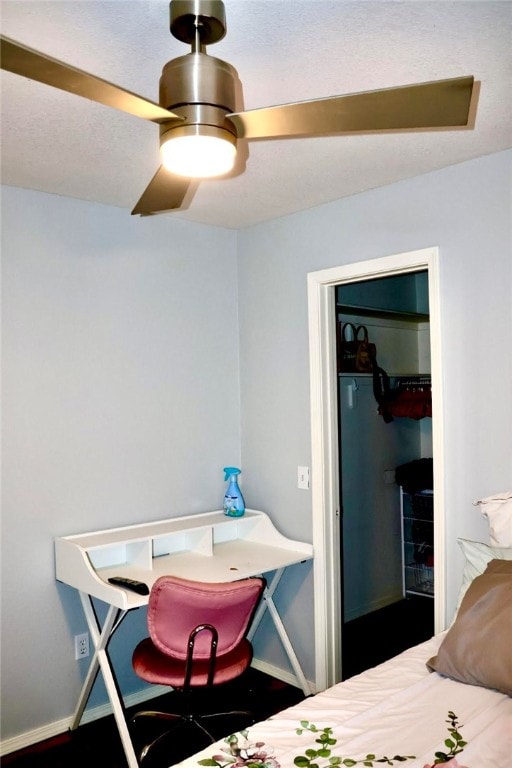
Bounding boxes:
[356,325,369,342]
[341,322,357,341]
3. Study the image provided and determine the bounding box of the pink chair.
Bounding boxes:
[131,574,265,762]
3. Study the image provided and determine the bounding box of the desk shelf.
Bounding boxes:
[55,509,313,609]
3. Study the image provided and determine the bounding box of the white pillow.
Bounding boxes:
[473,491,512,546]
[455,538,512,613]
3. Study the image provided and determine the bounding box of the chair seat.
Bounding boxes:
[133,636,253,687]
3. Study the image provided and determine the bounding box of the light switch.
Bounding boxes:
[298,466,310,490]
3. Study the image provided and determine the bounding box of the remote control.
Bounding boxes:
[108,576,149,595]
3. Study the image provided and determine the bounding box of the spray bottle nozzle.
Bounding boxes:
[224,466,241,482]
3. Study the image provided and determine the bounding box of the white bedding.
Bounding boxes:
[174,635,512,768]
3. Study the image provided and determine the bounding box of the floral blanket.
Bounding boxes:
[174,635,512,768]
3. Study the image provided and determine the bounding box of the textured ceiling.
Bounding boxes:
[1,1,511,229]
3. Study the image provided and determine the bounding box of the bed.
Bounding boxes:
[174,495,512,768]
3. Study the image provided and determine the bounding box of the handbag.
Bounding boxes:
[337,322,376,373]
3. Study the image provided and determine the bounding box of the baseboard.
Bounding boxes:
[0,658,315,757]
[250,657,316,695]
[343,592,404,623]
[0,683,169,757]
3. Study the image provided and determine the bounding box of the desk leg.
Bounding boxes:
[248,569,312,696]
[71,592,140,768]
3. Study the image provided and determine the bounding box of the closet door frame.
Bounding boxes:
[307,246,445,691]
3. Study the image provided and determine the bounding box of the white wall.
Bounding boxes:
[1,148,511,749]
[237,149,512,670]
[0,187,239,740]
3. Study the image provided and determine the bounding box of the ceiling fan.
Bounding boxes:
[0,0,475,217]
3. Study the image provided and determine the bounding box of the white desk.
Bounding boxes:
[55,509,314,768]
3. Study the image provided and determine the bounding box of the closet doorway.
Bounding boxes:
[307,247,446,691]
[337,273,434,679]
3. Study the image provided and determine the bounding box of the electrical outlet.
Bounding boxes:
[74,632,89,660]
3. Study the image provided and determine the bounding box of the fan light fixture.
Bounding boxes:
[0,0,476,216]
[160,125,236,178]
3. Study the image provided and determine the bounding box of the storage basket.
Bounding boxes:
[411,492,434,520]
[411,563,434,595]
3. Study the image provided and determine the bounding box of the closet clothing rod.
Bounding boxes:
[391,375,431,389]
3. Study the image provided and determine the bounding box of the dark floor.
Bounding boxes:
[1,669,305,768]
[341,594,434,679]
[4,597,433,768]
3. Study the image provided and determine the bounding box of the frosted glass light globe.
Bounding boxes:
[161,134,236,178]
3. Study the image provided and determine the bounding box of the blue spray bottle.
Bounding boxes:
[223,467,245,517]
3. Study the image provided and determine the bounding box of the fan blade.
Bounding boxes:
[131,166,192,216]
[228,76,474,140]
[0,35,182,124]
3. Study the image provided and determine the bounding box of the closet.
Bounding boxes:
[336,271,434,678]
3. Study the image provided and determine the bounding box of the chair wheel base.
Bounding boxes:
[131,708,257,764]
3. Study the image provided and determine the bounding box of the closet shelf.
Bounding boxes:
[339,372,431,378]
[337,304,429,323]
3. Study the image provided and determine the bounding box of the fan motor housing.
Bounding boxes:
[159,52,239,146]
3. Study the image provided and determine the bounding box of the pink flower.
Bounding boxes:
[423,760,469,768]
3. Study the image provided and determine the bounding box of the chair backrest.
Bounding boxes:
[147,575,265,660]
